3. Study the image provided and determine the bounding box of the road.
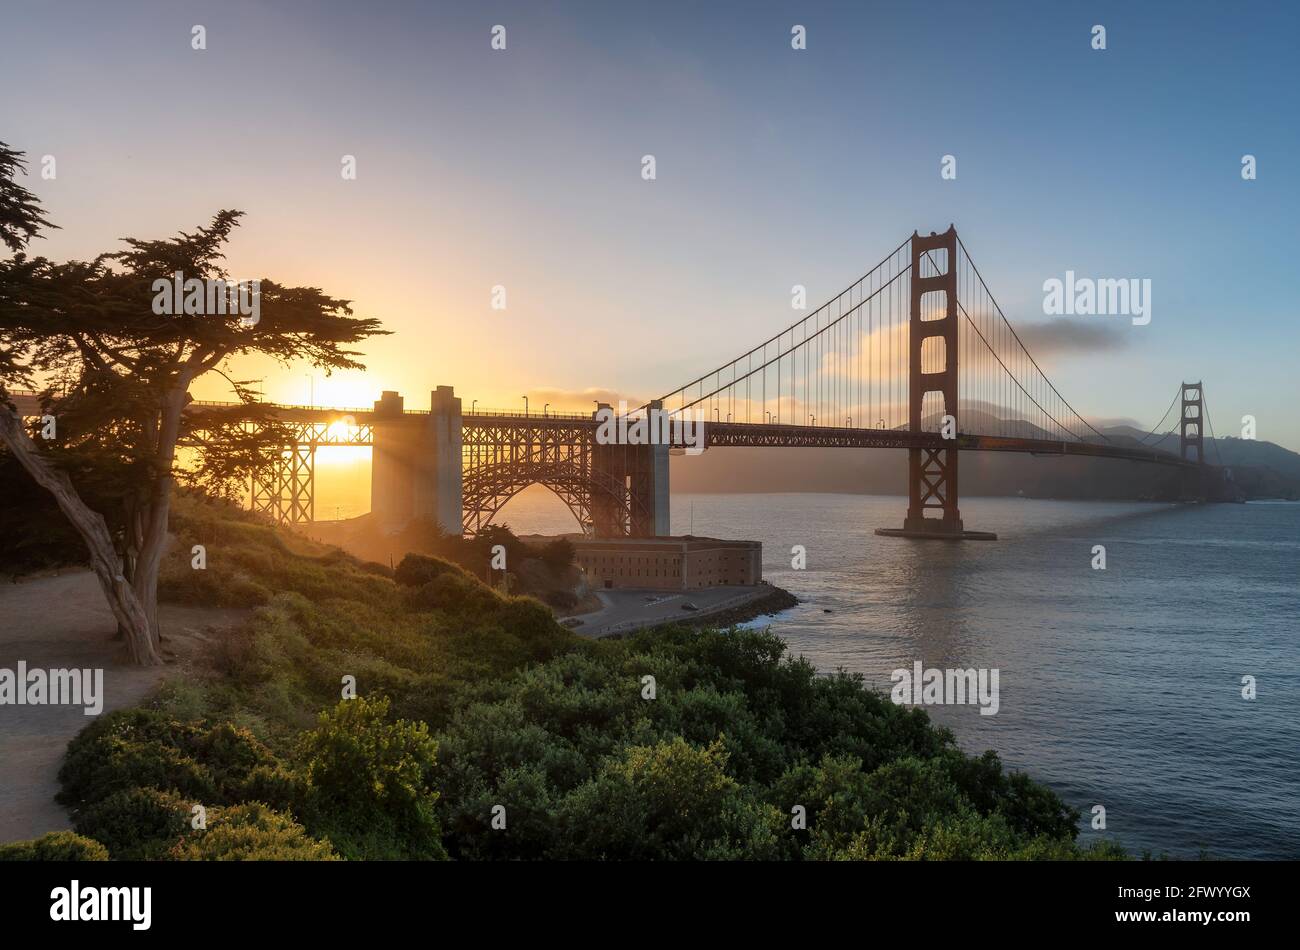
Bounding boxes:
[0,571,246,844]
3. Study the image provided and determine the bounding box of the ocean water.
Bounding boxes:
[499,487,1300,860]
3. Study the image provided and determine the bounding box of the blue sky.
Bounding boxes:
[3,0,1297,447]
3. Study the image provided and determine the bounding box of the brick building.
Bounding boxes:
[573,536,762,590]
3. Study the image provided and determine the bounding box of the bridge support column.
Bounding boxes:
[636,401,670,537]
[371,391,416,531]
[427,386,463,532]
[877,227,996,541]
[590,401,669,538]
[370,387,463,534]
[649,439,670,536]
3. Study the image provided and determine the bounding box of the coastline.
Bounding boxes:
[595,584,799,639]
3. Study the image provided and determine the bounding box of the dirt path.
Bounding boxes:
[0,570,247,844]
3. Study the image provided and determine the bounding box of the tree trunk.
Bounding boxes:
[132,384,188,652]
[0,408,163,665]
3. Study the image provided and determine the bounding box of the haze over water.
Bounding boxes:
[501,489,1300,860]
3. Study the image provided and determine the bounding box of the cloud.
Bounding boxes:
[1012,319,1130,357]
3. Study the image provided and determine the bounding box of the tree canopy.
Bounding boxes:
[0,142,386,664]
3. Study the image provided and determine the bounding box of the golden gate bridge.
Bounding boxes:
[9,226,1230,540]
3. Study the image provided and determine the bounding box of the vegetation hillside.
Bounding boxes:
[5,493,1125,861]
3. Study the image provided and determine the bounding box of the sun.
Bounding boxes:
[325,419,362,442]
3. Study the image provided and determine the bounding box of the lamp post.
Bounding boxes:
[544,403,550,417]
[471,399,477,414]
[522,395,529,416]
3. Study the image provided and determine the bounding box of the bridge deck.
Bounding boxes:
[6,391,1194,469]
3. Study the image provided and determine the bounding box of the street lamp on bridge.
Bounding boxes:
[522,395,528,416]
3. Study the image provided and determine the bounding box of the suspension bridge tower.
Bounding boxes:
[1179,380,1207,500]
[878,227,996,541]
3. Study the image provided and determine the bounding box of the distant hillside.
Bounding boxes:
[670,427,1300,501]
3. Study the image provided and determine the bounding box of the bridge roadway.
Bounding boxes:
[7,392,1195,469]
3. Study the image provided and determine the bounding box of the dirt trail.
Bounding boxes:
[0,570,247,843]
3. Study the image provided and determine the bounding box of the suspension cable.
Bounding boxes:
[1136,386,1182,446]
[645,236,912,413]
[1200,390,1225,466]
[955,234,1110,443]
[925,249,1090,443]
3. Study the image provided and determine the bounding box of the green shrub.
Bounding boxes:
[360,560,394,579]
[0,831,109,861]
[495,597,571,658]
[401,570,500,617]
[58,709,290,813]
[394,553,467,588]
[296,696,447,860]
[58,709,217,809]
[73,787,192,860]
[166,803,337,861]
[555,737,784,860]
[237,763,308,814]
[540,538,575,571]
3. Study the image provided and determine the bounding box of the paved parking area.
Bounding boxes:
[567,585,768,637]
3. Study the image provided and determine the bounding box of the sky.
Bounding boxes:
[4,0,1298,452]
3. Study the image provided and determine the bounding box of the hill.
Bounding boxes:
[1,493,1122,861]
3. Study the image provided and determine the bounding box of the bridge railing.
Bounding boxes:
[464,407,594,421]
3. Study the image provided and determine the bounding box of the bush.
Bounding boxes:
[555,737,784,860]
[296,696,447,860]
[394,553,467,588]
[58,709,218,809]
[540,538,575,572]
[360,560,394,578]
[495,597,572,658]
[58,710,286,812]
[166,803,338,861]
[544,589,578,610]
[0,831,109,861]
[73,787,192,860]
[402,570,502,618]
[158,566,271,607]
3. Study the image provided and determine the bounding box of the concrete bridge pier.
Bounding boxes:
[370,386,462,534]
[590,401,670,538]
